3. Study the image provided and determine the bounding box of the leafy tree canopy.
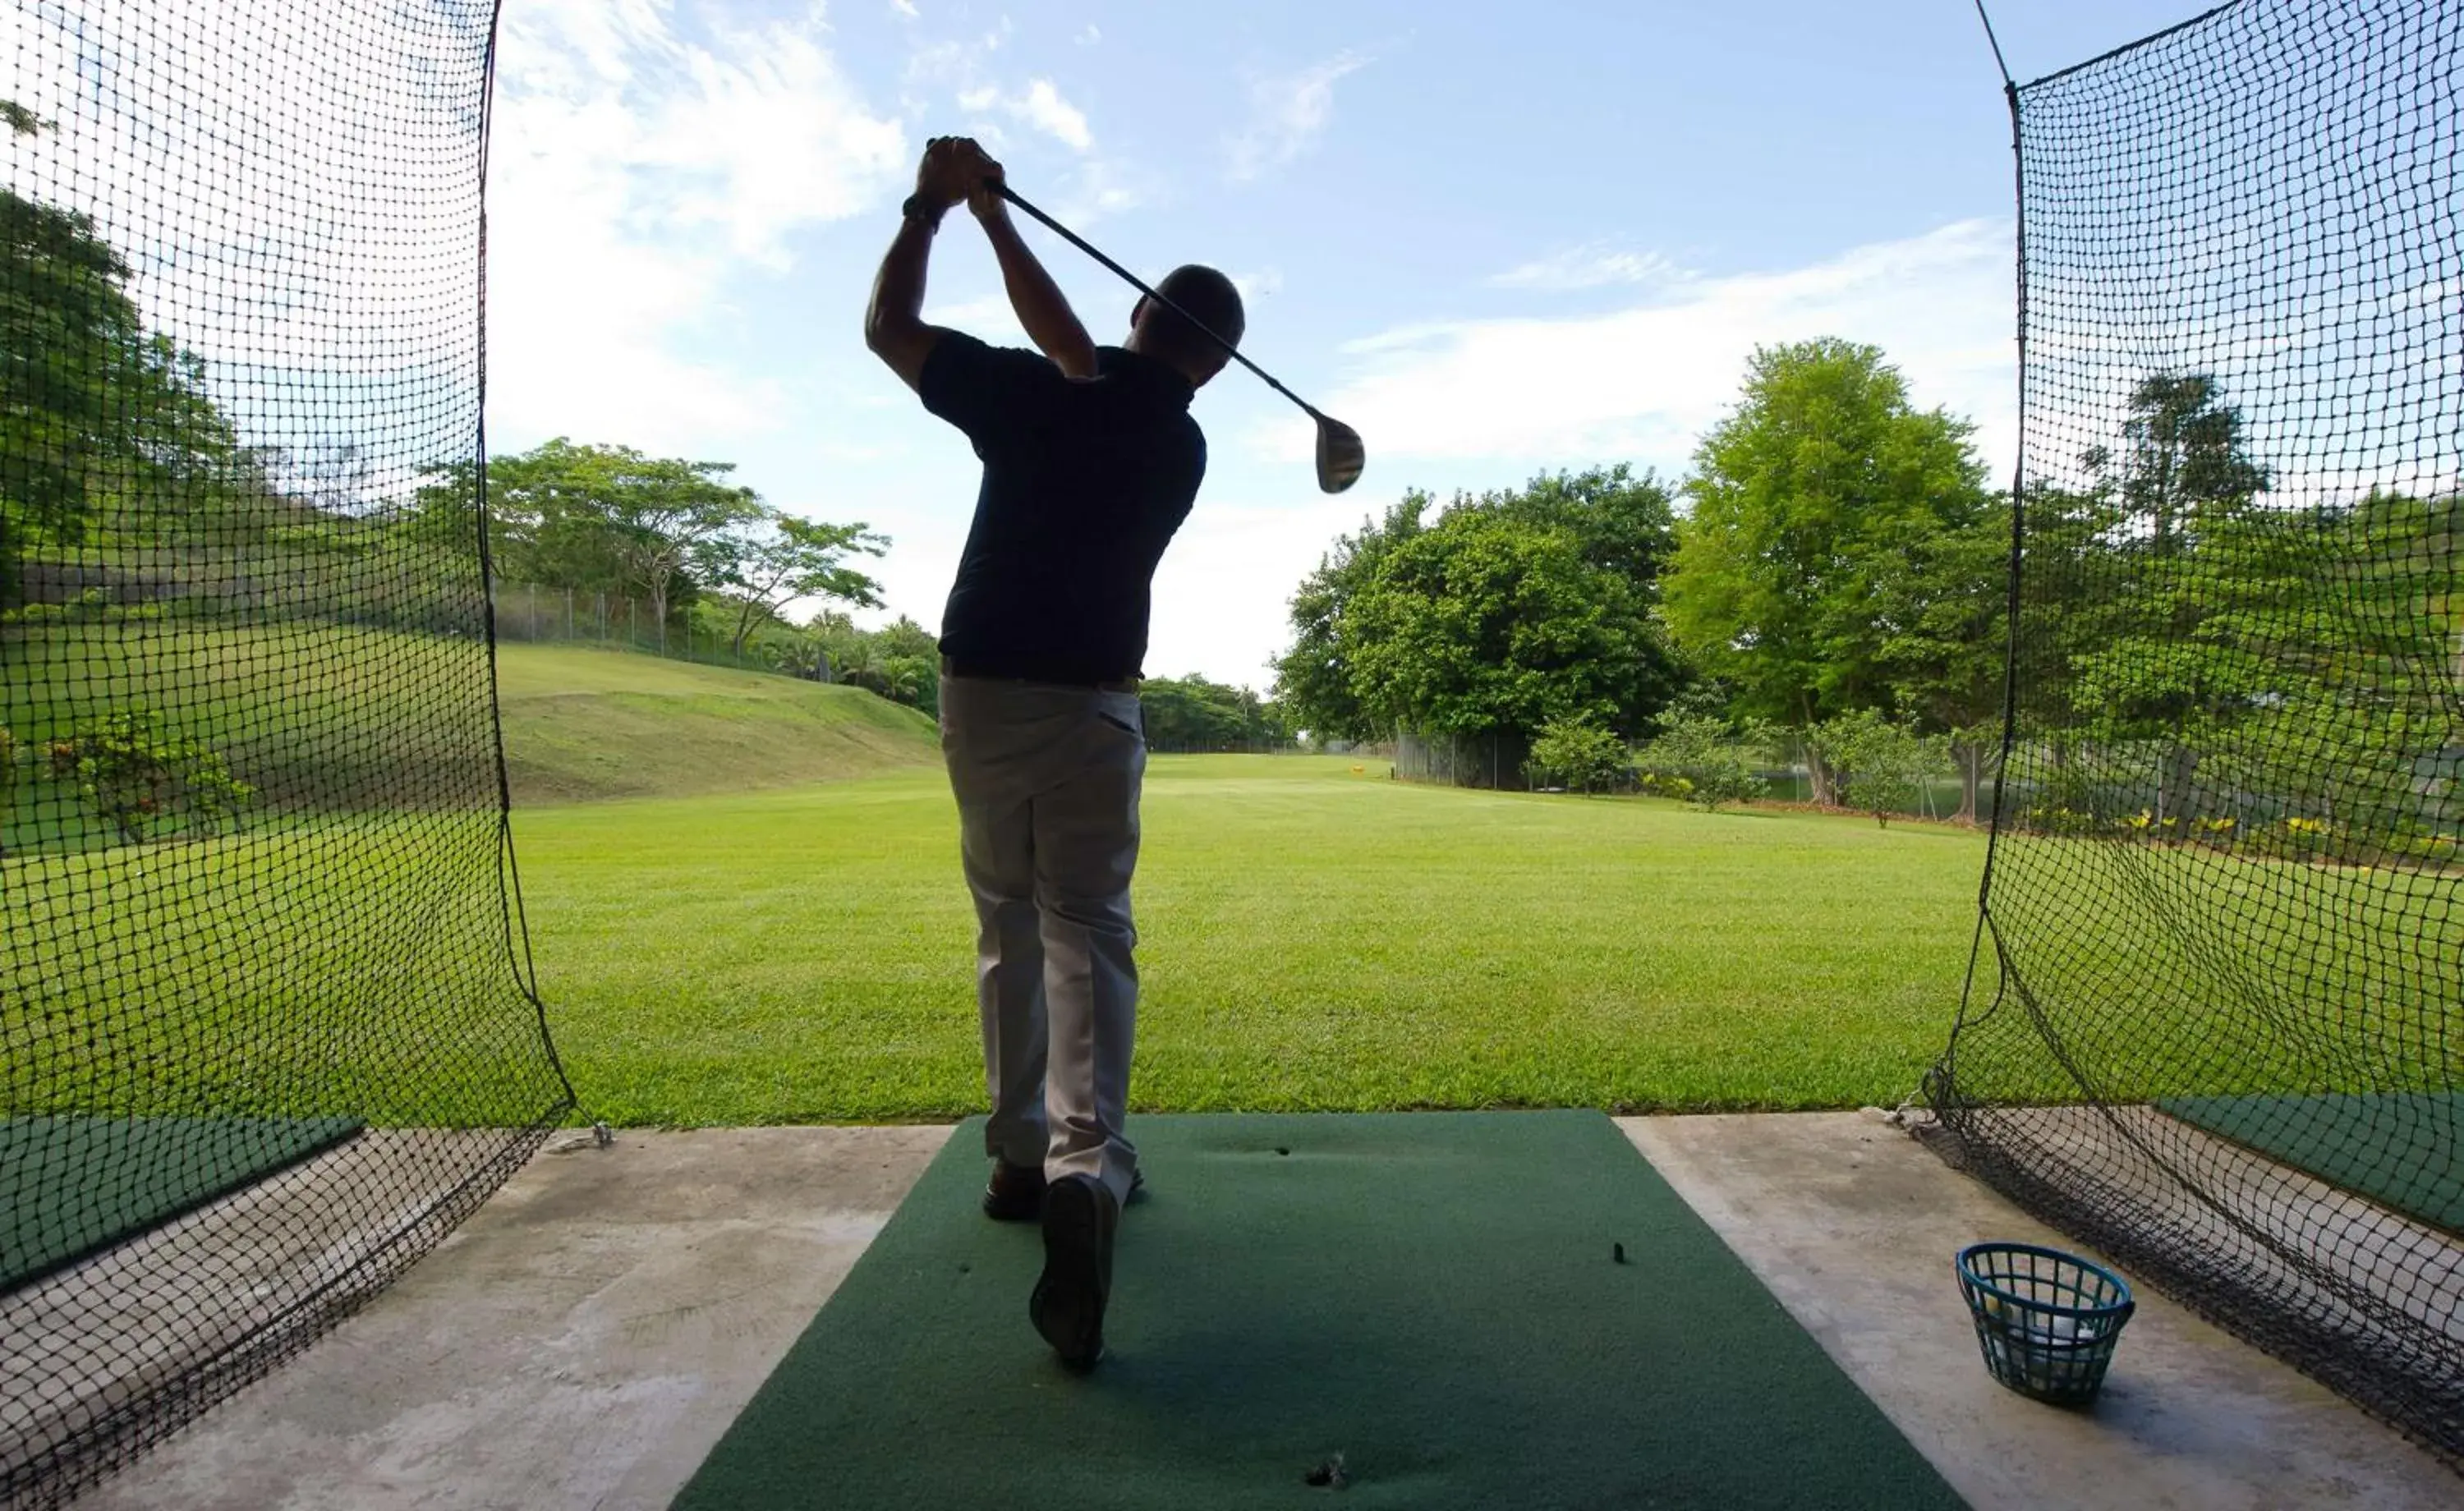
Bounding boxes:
[1275,467,1685,742]
[1664,338,1991,733]
[3,99,259,580]
[1138,674,1291,751]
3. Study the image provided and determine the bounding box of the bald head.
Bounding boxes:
[1128,264,1244,388]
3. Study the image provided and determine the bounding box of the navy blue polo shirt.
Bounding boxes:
[921,332,1206,685]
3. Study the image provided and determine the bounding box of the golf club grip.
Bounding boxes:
[996,185,1305,414]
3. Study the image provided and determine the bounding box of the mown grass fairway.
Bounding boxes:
[517,756,1989,1124]
[21,635,2430,1129]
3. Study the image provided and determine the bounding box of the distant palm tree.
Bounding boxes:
[880,658,925,705]
[834,640,880,680]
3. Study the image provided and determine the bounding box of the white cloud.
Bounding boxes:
[1077,25,1101,47]
[486,2,908,450]
[957,76,1092,151]
[1048,156,1146,224]
[1017,79,1093,150]
[892,0,920,16]
[7,0,916,467]
[1491,246,1687,292]
[903,24,1134,223]
[1226,52,1369,182]
[1270,219,2020,484]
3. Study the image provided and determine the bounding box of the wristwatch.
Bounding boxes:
[901,192,948,230]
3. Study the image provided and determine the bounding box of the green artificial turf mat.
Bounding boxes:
[1,1115,362,1291]
[673,1111,1965,1511]
[2158,1093,2464,1235]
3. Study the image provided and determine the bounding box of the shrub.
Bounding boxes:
[2190,814,2238,849]
[0,587,165,625]
[2019,802,2102,837]
[1525,716,1632,794]
[1811,710,1946,828]
[1634,713,1770,811]
[46,710,253,844]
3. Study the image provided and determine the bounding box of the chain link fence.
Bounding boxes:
[488,582,814,677]
[1393,728,1533,791]
[1395,724,1998,822]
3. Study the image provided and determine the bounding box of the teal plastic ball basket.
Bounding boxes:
[1956,1242,2135,1405]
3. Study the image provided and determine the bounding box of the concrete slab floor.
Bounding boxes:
[75,1114,2459,1511]
[1619,1114,2459,1510]
[78,1124,954,1511]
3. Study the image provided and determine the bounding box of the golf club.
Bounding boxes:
[997,183,1366,494]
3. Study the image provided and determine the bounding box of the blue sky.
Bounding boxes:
[482,0,2207,687]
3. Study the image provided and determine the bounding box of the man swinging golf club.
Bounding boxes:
[863,135,1244,1371]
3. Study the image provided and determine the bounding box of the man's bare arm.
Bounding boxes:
[969,169,1097,380]
[865,137,971,392]
[864,211,944,393]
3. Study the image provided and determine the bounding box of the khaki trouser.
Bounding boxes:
[938,674,1145,1204]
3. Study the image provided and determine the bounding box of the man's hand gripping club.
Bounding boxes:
[864,135,1098,390]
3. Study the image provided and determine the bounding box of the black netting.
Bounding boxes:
[2,3,572,1504]
[1930,0,2462,1467]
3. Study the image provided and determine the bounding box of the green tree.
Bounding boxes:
[1273,490,1429,742]
[872,614,940,662]
[414,439,766,628]
[1138,677,1247,750]
[2063,374,2274,826]
[1275,469,1685,749]
[3,102,257,591]
[817,613,880,684]
[1492,463,1680,588]
[2008,477,2118,741]
[1347,506,1673,739]
[1136,674,1289,751]
[2007,380,2453,854]
[566,443,764,629]
[2113,373,2269,553]
[876,654,939,716]
[1810,708,1945,828]
[411,448,625,588]
[706,513,888,655]
[1871,491,2011,822]
[1663,338,1990,803]
[1247,696,1296,750]
[2136,488,2455,851]
[1632,711,1772,811]
[807,614,943,714]
[1527,715,1632,793]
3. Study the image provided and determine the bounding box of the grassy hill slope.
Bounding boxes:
[496,644,939,805]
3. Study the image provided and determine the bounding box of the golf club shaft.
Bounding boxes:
[996,184,1318,418]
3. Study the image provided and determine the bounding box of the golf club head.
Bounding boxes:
[1315,415,1366,494]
